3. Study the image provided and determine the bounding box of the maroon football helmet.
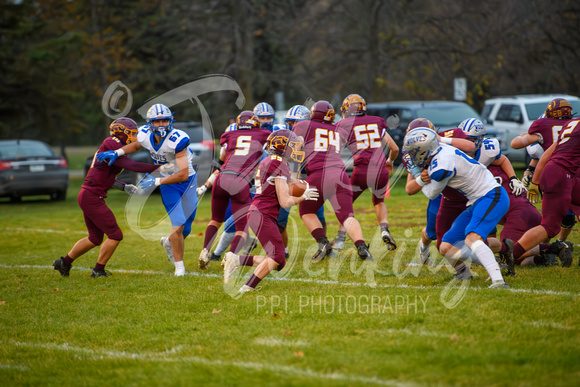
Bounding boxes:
[545,98,573,119]
[110,117,138,144]
[341,94,367,117]
[310,100,336,123]
[406,118,435,133]
[236,110,261,130]
[266,129,305,163]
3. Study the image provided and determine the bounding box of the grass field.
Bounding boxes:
[0,170,579,386]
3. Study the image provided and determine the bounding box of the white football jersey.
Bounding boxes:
[474,138,501,167]
[137,125,196,178]
[422,144,499,205]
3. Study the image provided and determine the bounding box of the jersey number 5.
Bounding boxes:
[234,136,252,156]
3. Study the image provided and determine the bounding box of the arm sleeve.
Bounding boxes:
[421,178,449,199]
[113,156,160,173]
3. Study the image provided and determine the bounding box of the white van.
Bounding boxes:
[481,94,580,163]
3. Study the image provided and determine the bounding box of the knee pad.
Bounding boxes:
[561,214,576,229]
[107,229,123,242]
[88,235,104,246]
[274,255,286,271]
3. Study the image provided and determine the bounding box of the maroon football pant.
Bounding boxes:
[246,210,286,270]
[211,173,251,232]
[299,167,354,225]
[539,162,580,238]
[350,164,389,205]
[435,197,467,249]
[78,188,123,245]
[500,202,542,242]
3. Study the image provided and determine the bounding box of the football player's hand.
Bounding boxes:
[96,150,119,166]
[139,173,160,191]
[385,160,394,174]
[124,184,137,195]
[527,182,541,204]
[420,169,431,184]
[509,177,524,197]
[302,186,319,201]
[521,174,532,189]
[196,185,208,197]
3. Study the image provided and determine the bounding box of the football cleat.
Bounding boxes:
[419,247,431,266]
[209,252,221,262]
[312,239,334,262]
[357,243,374,261]
[489,280,510,289]
[223,252,240,284]
[52,257,71,277]
[551,240,573,267]
[174,266,185,277]
[198,248,210,270]
[331,234,346,250]
[238,284,261,294]
[160,236,175,265]
[499,239,516,276]
[90,269,111,278]
[453,270,473,281]
[381,227,397,251]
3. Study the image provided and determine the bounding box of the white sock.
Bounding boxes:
[419,240,428,252]
[471,240,503,283]
[285,247,289,254]
[174,260,185,271]
[214,232,235,256]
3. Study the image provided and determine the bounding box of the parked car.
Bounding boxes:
[0,139,69,202]
[481,94,580,163]
[365,100,505,164]
[84,121,215,186]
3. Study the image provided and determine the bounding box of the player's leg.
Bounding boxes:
[200,175,229,268]
[228,182,252,254]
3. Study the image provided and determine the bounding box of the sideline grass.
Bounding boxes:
[0,174,579,386]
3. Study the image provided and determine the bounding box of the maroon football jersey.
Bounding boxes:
[336,115,388,167]
[488,165,530,213]
[220,128,271,180]
[550,118,580,174]
[83,137,158,198]
[293,119,344,175]
[250,155,291,219]
[528,117,571,151]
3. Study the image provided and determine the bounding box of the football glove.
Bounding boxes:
[527,182,542,204]
[196,185,208,197]
[159,163,177,175]
[97,150,120,166]
[521,174,532,189]
[124,184,137,195]
[509,177,524,197]
[302,186,319,201]
[139,173,160,191]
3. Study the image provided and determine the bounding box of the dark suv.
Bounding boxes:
[84,121,214,185]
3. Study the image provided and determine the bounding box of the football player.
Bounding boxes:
[223,129,319,293]
[96,104,198,276]
[53,118,160,278]
[403,128,510,289]
[511,98,576,243]
[513,118,580,267]
[333,94,399,251]
[293,100,372,261]
[198,111,271,269]
[253,102,276,132]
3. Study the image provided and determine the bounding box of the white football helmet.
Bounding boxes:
[253,102,275,130]
[285,105,310,128]
[402,128,440,170]
[146,103,174,137]
[459,118,485,150]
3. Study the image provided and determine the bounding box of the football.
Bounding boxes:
[288,179,308,197]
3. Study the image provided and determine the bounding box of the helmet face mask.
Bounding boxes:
[146,104,174,137]
[266,129,305,163]
[545,98,573,119]
[402,128,440,170]
[110,118,138,145]
[310,100,335,123]
[459,118,485,150]
[341,94,367,118]
[253,102,275,130]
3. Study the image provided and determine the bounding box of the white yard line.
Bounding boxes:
[524,321,574,330]
[4,341,416,387]
[0,264,578,297]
